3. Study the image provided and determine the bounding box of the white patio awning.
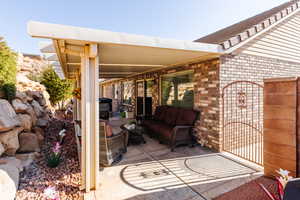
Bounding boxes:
[28,21,224,198]
[28,21,224,79]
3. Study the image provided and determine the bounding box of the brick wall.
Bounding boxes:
[220,53,300,87]
[193,59,220,150]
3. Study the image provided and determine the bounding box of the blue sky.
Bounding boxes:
[0,0,288,54]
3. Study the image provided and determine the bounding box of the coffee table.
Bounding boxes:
[121,123,146,145]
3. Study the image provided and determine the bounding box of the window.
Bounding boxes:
[137,81,144,97]
[161,70,194,108]
[122,81,134,105]
[146,80,154,97]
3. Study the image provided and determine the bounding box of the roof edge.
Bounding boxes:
[197,1,300,51]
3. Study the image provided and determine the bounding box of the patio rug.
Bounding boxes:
[214,176,278,200]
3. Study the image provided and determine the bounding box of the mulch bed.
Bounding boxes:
[214,176,279,200]
[16,117,83,200]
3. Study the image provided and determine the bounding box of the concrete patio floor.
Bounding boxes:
[97,136,263,200]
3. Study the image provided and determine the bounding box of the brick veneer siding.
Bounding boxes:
[192,59,220,150]
[220,53,300,87]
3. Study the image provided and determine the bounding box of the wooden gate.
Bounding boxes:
[222,81,264,165]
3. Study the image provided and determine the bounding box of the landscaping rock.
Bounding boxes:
[32,126,44,136]
[36,132,44,145]
[18,132,40,153]
[31,100,44,118]
[0,162,20,200]
[15,91,28,103]
[0,127,23,156]
[36,118,49,128]
[0,100,21,132]
[42,91,51,107]
[12,99,29,113]
[30,91,42,101]
[0,143,4,157]
[18,114,32,131]
[24,91,33,102]
[15,153,36,169]
[25,106,37,126]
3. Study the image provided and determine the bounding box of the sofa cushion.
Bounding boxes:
[159,124,174,140]
[157,106,168,121]
[148,121,173,139]
[145,121,164,134]
[153,106,163,120]
[176,109,198,126]
[164,107,179,126]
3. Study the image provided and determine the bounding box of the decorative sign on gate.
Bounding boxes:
[237,91,247,109]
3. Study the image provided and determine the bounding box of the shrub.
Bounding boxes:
[2,83,16,101]
[27,72,42,83]
[41,67,73,106]
[0,37,17,100]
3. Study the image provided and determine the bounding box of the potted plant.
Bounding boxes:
[72,88,81,100]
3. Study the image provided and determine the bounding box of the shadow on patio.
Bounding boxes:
[98,136,263,200]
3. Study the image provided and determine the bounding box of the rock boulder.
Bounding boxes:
[31,100,44,118]
[32,126,44,136]
[18,132,40,153]
[0,100,21,132]
[36,118,49,128]
[0,143,4,157]
[0,157,22,200]
[0,164,19,200]
[18,114,32,131]
[12,99,29,113]
[0,127,23,156]
[25,106,37,126]
[15,91,28,103]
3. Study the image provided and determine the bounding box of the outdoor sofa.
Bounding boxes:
[143,106,199,151]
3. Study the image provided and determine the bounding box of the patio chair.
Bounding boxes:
[283,178,300,200]
[99,121,128,166]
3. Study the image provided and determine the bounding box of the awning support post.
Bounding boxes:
[80,44,100,196]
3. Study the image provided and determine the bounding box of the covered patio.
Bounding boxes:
[28,21,262,200]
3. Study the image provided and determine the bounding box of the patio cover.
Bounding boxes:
[28,21,223,79]
[27,20,224,198]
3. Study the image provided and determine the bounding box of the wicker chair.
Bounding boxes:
[99,122,128,166]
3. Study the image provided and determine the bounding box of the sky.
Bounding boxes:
[0,0,288,54]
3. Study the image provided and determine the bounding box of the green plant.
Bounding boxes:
[26,72,42,83]
[0,37,17,96]
[128,120,136,125]
[46,142,62,168]
[41,67,73,106]
[2,83,16,101]
[120,111,126,118]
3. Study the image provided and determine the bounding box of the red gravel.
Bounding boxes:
[214,176,278,200]
[16,117,83,200]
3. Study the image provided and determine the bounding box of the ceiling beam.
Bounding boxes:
[99,64,164,67]
[100,72,135,75]
[66,63,164,67]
